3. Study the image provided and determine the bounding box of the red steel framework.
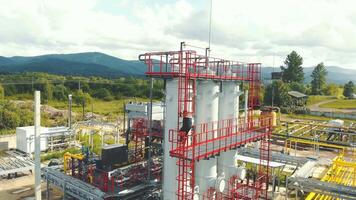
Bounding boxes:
[130,118,163,163]
[130,118,147,162]
[139,46,272,199]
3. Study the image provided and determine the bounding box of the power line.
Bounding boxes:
[0,79,161,86]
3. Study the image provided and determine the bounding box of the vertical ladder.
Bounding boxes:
[176,51,196,199]
[257,137,271,199]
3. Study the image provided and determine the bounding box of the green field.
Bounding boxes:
[319,99,356,109]
[285,113,356,123]
[48,97,148,118]
[306,95,336,106]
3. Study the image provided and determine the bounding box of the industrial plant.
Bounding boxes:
[0,43,355,200]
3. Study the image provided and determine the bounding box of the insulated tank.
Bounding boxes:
[163,79,179,200]
[217,83,244,192]
[194,80,219,198]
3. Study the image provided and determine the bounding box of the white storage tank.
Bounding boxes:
[163,79,179,199]
[16,126,48,153]
[217,83,243,193]
[194,80,220,199]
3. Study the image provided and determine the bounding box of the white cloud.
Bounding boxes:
[0,0,356,69]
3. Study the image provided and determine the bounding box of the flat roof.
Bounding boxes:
[288,91,307,98]
[236,155,285,168]
[102,143,126,149]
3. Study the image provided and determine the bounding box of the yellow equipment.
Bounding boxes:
[285,138,346,155]
[306,152,356,199]
[63,152,85,173]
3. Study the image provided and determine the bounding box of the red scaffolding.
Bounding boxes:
[139,46,272,199]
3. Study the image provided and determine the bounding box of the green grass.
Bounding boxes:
[319,99,356,109]
[48,97,148,118]
[41,147,81,162]
[0,129,15,135]
[78,133,116,155]
[285,113,356,124]
[307,95,336,106]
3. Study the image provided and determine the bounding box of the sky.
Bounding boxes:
[1,0,356,69]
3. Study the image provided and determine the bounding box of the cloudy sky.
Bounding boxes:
[1,0,356,69]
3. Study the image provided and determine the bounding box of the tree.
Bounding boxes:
[343,81,355,99]
[264,80,291,107]
[73,90,92,107]
[311,63,327,95]
[288,82,307,94]
[0,84,4,99]
[92,88,113,101]
[41,81,53,103]
[53,84,68,100]
[323,83,342,97]
[4,84,17,96]
[281,51,304,83]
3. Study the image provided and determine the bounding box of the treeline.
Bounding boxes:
[264,51,354,112]
[0,72,164,104]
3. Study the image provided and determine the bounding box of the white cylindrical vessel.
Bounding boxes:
[194,80,219,198]
[163,79,179,200]
[217,83,242,192]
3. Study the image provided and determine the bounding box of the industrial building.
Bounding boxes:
[16,126,70,153]
[2,43,354,200]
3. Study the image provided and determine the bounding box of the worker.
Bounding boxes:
[179,111,192,142]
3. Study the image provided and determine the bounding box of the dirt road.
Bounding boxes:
[0,172,63,200]
[308,99,356,113]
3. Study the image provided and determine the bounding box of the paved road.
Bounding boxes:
[308,99,356,114]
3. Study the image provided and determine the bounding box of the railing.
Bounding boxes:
[139,50,257,81]
[169,116,272,161]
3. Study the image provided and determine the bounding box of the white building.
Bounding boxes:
[16,126,70,153]
[125,102,164,120]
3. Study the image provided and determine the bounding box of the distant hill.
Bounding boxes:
[0,52,146,77]
[0,52,354,83]
[262,66,356,84]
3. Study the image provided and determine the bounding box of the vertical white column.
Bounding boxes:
[34,91,41,200]
[217,83,242,193]
[195,80,219,198]
[163,79,178,200]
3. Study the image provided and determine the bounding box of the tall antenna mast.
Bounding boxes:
[208,0,213,54]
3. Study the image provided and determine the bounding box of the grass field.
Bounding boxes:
[319,99,356,109]
[48,97,148,118]
[306,95,336,106]
[285,113,356,123]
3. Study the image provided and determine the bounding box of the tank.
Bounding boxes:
[194,80,219,198]
[271,111,277,127]
[163,79,179,199]
[217,83,242,193]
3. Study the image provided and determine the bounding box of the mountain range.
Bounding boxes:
[0,52,355,84]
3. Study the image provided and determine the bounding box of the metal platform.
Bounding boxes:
[288,177,356,200]
[238,147,309,166]
[0,150,34,176]
[43,168,106,200]
[170,131,268,161]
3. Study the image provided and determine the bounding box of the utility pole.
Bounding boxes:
[68,94,72,129]
[271,54,275,108]
[34,91,41,200]
[147,78,154,182]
